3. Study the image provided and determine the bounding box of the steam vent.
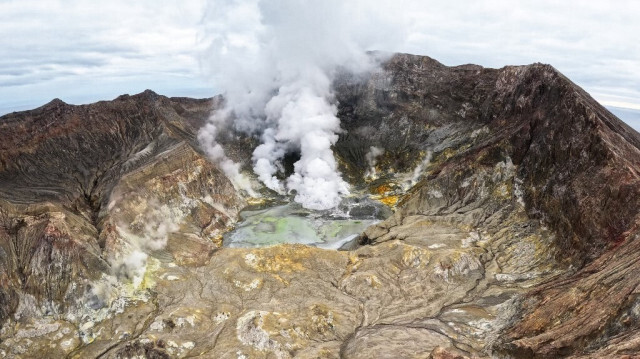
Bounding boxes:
[2,53,640,358]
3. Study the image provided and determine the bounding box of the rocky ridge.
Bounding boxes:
[0,53,639,358]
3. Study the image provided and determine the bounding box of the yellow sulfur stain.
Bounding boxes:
[402,246,430,268]
[139,257,160,290]
[370,182,402,207]
[379,195,400,207]
[243,245,315,273]
[210,234,224,246]
[365,275,382,288]
[246,197,267,206]
[374,183,394,195]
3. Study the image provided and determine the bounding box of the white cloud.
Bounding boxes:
[0,0,638,130]
[0,0,209,109]
[401,0,640,110]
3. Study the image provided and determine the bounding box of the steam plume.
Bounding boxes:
[365,146,385,180]
[111,202,181,289]
[199,0,405,209]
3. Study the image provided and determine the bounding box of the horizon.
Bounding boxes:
[1,1,639,130]
[2,82,640,133]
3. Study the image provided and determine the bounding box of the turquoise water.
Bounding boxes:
[223,198,389,249]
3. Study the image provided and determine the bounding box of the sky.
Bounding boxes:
[0,0,639,129]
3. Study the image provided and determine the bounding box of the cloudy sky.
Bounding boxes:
[1,0,639,128]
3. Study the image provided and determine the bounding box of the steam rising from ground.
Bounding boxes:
[91,202,182,305]
[408,150,433,188]
[365,146,385,180]
[199,0,405,209]
[198,122,256,196]
[112,203,180,288]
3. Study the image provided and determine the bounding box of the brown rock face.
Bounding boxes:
[335,54,640,357]
[336,54,640,264]
[0,91,244,339]
[0,53,639,358]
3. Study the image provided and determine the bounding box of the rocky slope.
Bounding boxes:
[1,53,639,358]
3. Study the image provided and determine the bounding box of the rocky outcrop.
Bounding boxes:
[0,91,245,357]
[1,53,639,358]
[335,54,640,357]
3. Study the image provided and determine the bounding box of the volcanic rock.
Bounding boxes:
[0,53,639,358]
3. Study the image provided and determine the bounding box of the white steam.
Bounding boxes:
[112,202,181,289]
[365,146,385,180]
[89,202,181,305]
[198,121,257,196]
[407,150,433,188]
[199,0,406,209]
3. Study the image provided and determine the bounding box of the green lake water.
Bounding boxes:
[223,198,389,249]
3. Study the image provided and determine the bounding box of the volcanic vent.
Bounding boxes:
[0,53,639,358]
